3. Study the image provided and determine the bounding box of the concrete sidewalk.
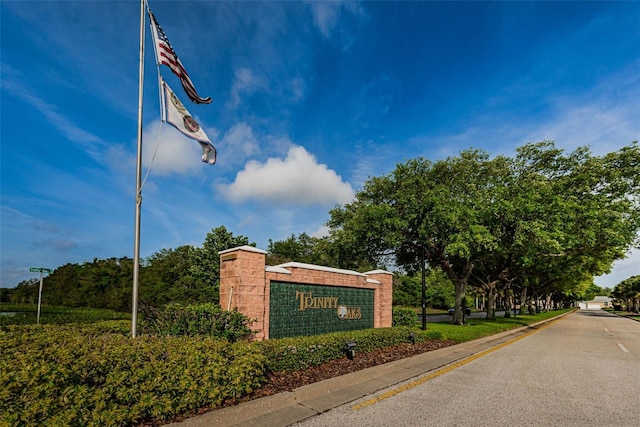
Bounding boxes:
[167,315,567,427]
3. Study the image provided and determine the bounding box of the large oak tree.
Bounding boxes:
[328,142,639,324]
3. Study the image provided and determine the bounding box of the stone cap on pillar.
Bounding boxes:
[218,245,267,256]
[265,266,292,274]
[272,262,368,277]
[363,269,393,276]
[364,270,393,286]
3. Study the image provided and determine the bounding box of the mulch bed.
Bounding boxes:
[157,339,457,425]
[231,339,457,403]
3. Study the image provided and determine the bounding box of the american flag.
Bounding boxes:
[148,8,212,104]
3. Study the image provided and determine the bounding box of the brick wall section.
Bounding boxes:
[364,270,394,328]
[219,246,393,340]
[219,246,268,340]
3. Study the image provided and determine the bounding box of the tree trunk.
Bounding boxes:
[452,283,466,325]
[476,278,498,320]
[441,262,472,325]
[486,286,497,320]
[520,287,528,315]
[504,284,511,318]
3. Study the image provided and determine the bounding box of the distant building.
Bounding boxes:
[578,296,613,310]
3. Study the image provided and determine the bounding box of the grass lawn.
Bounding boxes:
[405,307,452,315]
[423,309,573,343]
[602,308,640,321]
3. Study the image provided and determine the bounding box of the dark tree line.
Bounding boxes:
[4,226,252,311]
[612,275,640,313]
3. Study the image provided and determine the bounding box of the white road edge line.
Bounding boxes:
[617,343,630,353]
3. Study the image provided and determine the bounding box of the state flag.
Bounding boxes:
[161,78,216,165]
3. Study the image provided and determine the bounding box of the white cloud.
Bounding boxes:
[289,77,306,103]
[215,122,262,169]
[311,224,330,238]
[2,71,106,158]
[142,120,219,176]
[267,135,296,154]
[236,214,257,228]
[350,138,396,189]
[221,123,259,158]
[412,62,640,161]
[306,0,367,50]
[229,67,268,109]
[219,145,354,205]
[308,1,341,38]
[228,68,305,109]
[512,61,640,154]
[522,99,639,155]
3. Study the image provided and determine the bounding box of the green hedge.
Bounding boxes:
[140,303,254,342]
[0,305,130,326]
[0,325,266,426]
[1,324,443,424]
[0,306,571,425]
[256,326,443,372]
[392,306,418,326]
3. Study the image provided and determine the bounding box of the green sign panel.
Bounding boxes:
[269,281,374,339]
[30,267,52,273]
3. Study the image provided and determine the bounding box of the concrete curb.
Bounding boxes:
[167,311,573,427]
[609,310,640,322]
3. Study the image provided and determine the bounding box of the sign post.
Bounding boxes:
[30,267,52,324]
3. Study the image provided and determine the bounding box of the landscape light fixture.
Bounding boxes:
[345,341,357,360]
[409,333,416,344]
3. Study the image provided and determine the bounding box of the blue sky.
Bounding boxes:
[1,0,639,290]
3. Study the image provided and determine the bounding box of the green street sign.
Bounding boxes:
[30,267,52,273]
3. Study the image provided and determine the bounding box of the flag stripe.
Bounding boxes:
[148,7,212,104]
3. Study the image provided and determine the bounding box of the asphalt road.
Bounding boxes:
[294,310,640,427]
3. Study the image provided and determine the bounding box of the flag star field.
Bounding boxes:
[1,1,639,289]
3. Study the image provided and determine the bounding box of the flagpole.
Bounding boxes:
[132,0,146,338]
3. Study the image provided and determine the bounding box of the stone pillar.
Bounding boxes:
[365,270,394,328]
[219,246,268,340]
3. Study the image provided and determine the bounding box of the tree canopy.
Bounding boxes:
[612,275,640,312]
[328,141,640,323]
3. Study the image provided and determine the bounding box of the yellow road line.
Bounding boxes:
[351,316,566,411]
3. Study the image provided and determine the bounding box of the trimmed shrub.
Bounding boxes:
[392,306,418,326]
[82,319,131,335]
[256,326,437,372]
[140,303,254,342]
[0,315,456,425]
[0,325,266,426]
